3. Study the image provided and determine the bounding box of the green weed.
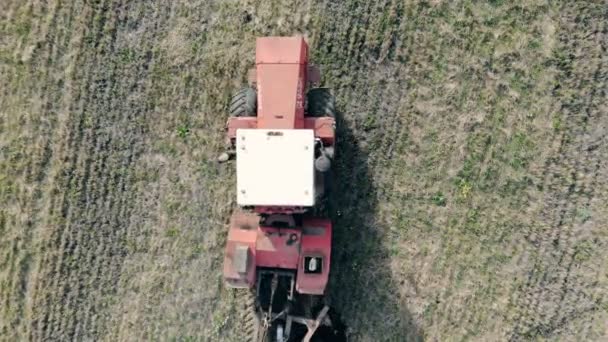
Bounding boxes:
[506,132,533,170]
[552,116,563,131]
[576,207,592,223]
[458,179,473,199]
[118,48,136,64]
[573,240,594,263]
[177,125,190,139]
[465,208,483,235]
[362,115,377,131]
[166,227,180,238]
[431,192,447,206]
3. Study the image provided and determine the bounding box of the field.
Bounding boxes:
[1,0,607,341]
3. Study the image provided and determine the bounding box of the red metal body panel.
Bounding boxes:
[226,117,335,144]
[256,64,306,129]
[304,117,336,145]
[226,117,257,143]
[256,37,308,130]
[223,212,332,295]
[223,212,258,288]
[224,36,335,144]
[256,227,301,269]
[256,36,308,64]
[297,218,332,295]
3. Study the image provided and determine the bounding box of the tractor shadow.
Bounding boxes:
[326,111,423,342]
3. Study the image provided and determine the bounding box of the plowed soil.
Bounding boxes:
[1,1,607,341]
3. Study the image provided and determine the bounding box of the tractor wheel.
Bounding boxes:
[230,87,257,117]
[306,88,335,117]
[234,289,262,342]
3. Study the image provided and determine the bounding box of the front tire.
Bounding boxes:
[306,88,335,117]
[230,87,257,117]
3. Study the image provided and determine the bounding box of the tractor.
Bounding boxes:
[219,36,342,341]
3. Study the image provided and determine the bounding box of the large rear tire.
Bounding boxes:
[234,289,277,342]
[230,87,257,117]
[234,289,261,342]
[306,88,335,117]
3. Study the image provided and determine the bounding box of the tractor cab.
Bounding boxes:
[236,129,316,208]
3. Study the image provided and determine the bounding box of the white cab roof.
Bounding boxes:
[236,129,315,206]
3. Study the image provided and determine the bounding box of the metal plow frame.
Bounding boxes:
[258,306,332,342]
[255,270,333,342]
[286,306,332,342]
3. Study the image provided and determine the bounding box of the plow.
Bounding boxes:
[219,36,343,341]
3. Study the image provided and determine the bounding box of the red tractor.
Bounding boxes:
[220,36,340,341]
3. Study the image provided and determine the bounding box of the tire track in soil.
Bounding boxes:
[0,0,41,335]
[540,16,607,337]
[0,0,25,335]
[365,0,412,195]
[346,0,415,172]
[512,50,604,339]
[315,0,371,79]
[31,1,169,339]
[22,0,80,334]
[1,0,82,338]
[42,0,105,331]
[321,0,392,128]
[509,4,607,340]
[78,1,145,335]
[334,0,413,200]
[82,4,170,337]
[310,1,420,338]
[79,1,138,334]
[0,0,34,97]
[25,3,115,339]
[35,0,113,339]
[31,12,94,342]
[55,2,126,338]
